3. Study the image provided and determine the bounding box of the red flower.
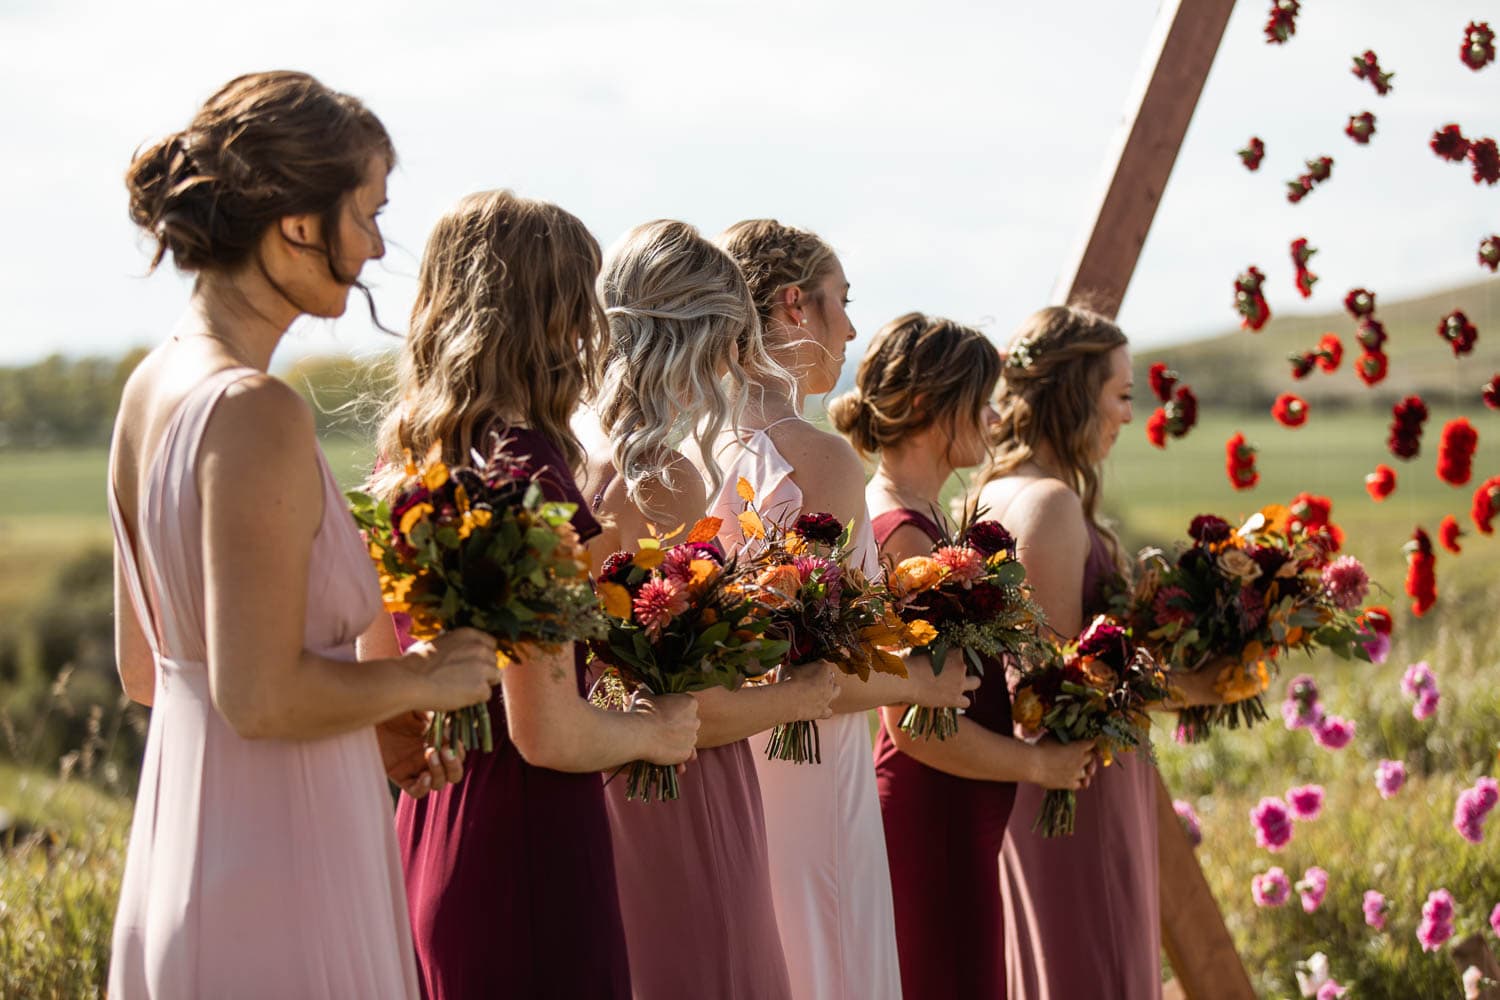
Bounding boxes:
[1345,112,1377,144]
[1235,267,1271,331]
[1226,432,1259,491]
[1167,386,1198,437]
[1352,50,1395,95]
[1149,362,1178,403]
[1469,138,1500,185]
[1388,396,1429,460]
[1437,418,1479,486]
[1264,0,1300,43]
[1317,333,1343,372]
[1431,124,1471,162]
[1360,605,1393,637]
[1472,476,1500,534]
[1307,156,1334,182]
[1483,375,1500,409]
[1480,236,1500,272]
[1404,528,1436,617]
[1289,492,1335,531]
[1291,238,1318,298]
[1365,464,1397,501]
[1272,393,1309,428]
[1289,352,1318,380]
[1286,177,1312,203]
[1146,408,1168,449]
[1439,515,1463,554]
[1356,349,1389,387]
[1462,21,1495,71]
[1438,310,1479,356]
[1344,288,1377,318]
[1356,317,1388,351]
[1239,136,1266,171]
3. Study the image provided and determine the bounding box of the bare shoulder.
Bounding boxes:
[772,421,864,481]
[994,477,1086,544]
[201,374,317,475]
[635,449,709,531]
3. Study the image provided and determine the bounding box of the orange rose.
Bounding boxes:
[1013,688,1044,732]
[890,556,945,598]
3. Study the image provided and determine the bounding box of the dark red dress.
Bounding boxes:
[395,426,630,999]
[871,508,1017,1000]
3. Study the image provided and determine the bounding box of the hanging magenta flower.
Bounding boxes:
[1264,0,1300,43]
[1235,267,1271,330]
[1438,310,1479,355]
[1272,393,1309,428]
[1291,238,1318,297]
[1365,464,1396,501]
[1480,236,1500,272]
[1239,136,1266,171]
[1461,21,1495,70]
[1431,124,1471,162]
[1351,50,1395,95]
[1469,138,1500,185]
[1345,111,1376,144]
[1437,418,1479,486]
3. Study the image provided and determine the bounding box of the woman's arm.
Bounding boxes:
[113,553,157,706]
[878,703,1096,788]
[357,616,466,799]
[693,659,837,749]
[199,376,501,740]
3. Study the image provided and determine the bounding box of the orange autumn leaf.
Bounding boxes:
[633,544,666,571]
[687,559,717,588]
[422,463,450,491]
[738,509,766,540]
[598,581,633,620]
[736,477,756,503]
[399,502,433,537]
[686,517,724,544]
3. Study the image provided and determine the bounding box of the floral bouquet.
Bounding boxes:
[1114,499,1372,743]
[348,447,605,753]
[729,479,932,764]
[883,511,1045,740]
[1011,616,1169,836]
[590,518,790,800]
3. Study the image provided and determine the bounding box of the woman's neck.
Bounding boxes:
[1025,442,1074,489]
[738,377,805,429]
[188,269,301,371]
[871,439,955,513]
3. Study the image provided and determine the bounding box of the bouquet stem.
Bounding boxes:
[624,761,681,801]
[898,705,960,741]
[429,704,494,754]
[1174,694,1270,743]
[765,720,822,764]
[1033,789,1077,837]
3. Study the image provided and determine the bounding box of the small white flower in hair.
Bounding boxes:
[1006,335,1039,371]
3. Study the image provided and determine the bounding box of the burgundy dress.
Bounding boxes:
[1000,526,1161,1000]
[871,508,1017,1000]
[395,426,630,999]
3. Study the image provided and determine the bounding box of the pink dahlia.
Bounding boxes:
[1286,784,1325,821]
[633,578,688,638]
[1173,799,1202,847]
[1152,585,1195,627]
[1321,556,1370,610]
[1364,889,1388,930]
[1297,866,1329,913]
[1401,660,1436,697]
[1252,866,1291,906]
[1418,889,1456,951]
[1282,674,1322,731]
[933,545,985,587]
[1375,759,1407,799]
[1455,777,1499,843]
[1252,797,1294,851]
[1415,688,1440,721]
[1313,714,1356,750]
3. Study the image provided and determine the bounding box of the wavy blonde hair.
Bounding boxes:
[975,305,1129,566]
[828,311,1001,459]
[372,190,606,495]
[594,220,788,519]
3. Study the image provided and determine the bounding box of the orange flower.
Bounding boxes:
[756,564,803,607]
[421,462,450,492]
[1215,660,1271,703]
[398,502,434,538]
[1013,688,1044,731]
[890,555,945,598]
[598,581,633,620]
[1080,655,1117,690]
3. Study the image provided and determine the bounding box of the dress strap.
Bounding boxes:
[871,508,945,548]
[590,467,618,514]
[756,415,808,434]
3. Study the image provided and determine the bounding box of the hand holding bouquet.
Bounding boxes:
[884,512,1046,740]
[1011,616,1169,836]
[349,446,605,753]
[590,518,790,800]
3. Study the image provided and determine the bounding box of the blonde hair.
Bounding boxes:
[717,219,840,333]
[976,305,1129,566]
[595,220,789,518]
[373,190,606,494]
[828,311,1001,459]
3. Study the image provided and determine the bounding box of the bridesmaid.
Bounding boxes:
[584,219,838,999]
[974,305,1217,1000]
[108,72,502,998]
[375,192,701,999]
[828,312,1097,1000]
[709,219,976,1000]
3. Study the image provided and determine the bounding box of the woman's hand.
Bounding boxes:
[377,711,465,799]
[403,628,503,710]
[630,692,701,766]
[783,659,839,722]
[1025,737,1099,791]
[907,649,981,709]
[1163,663,1231,709]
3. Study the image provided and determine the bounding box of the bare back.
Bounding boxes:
[975,472,1091,640]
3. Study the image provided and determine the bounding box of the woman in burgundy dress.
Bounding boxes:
[973,305,1220,1000]
[829,313,1098,999]
[369,191,701,999]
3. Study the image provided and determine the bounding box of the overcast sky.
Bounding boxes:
[1,0,1494,368]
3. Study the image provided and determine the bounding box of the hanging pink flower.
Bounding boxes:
[1252,797,1294,851]
[1297,866,1329,912]
[1364,889,1389,930]
[1375,760,1408,799]
[1490,902,1500,938]
[1317,981,1347,1000]
[1418,889,1457,951]
[1252,866,1291,906]
[1454,777,1499,843]
[1402,661,1440,720]
[1286,784,1325,821]
[1313,714,1355,750]
[1282,674,1323,730]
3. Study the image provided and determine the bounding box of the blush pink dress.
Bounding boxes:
[107,366,419,999]
[710,418,903,1000]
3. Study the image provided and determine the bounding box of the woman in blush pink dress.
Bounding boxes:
[107,72,502,1000]
[709,220,977,1000]
[973,306,1220,1000]
[373,192,701,1000]
[581,219,839,1000]
[828,313,1097,1000]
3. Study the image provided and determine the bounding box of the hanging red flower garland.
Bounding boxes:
[1436,419,1479,486]
[1472,476,1500,534]
[1345,112,1376,145]
[1286,156,1334,204]
[1482,375,1500,409]
[1438,310,1479,356]
[1226,432,1259,490]
[1404,527,1437,617]
[1291,238,1318,297]
[1480,236,1500,273]
[1461,22,1495,71]
[1351,50,1395,95]
[1234,267,1272,330]
[1388,396,1429,460]
[1239,136,1266,171]
[1272,393,1309,428]
[1264,0,1300,44]
[1365,464,1396,501]
[1438,516,1464,555]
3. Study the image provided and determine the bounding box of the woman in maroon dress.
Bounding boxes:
[829,313,1097,999]
[370,191,701,999]
[973,305,1219,1000]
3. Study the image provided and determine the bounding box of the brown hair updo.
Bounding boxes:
[828,311,1001,459]
[717,219,840,331]
[975,304,1129,565]
[125,70,394,281]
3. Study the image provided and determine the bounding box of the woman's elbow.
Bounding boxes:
[507,717,584,771]
[211,684,281,741]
